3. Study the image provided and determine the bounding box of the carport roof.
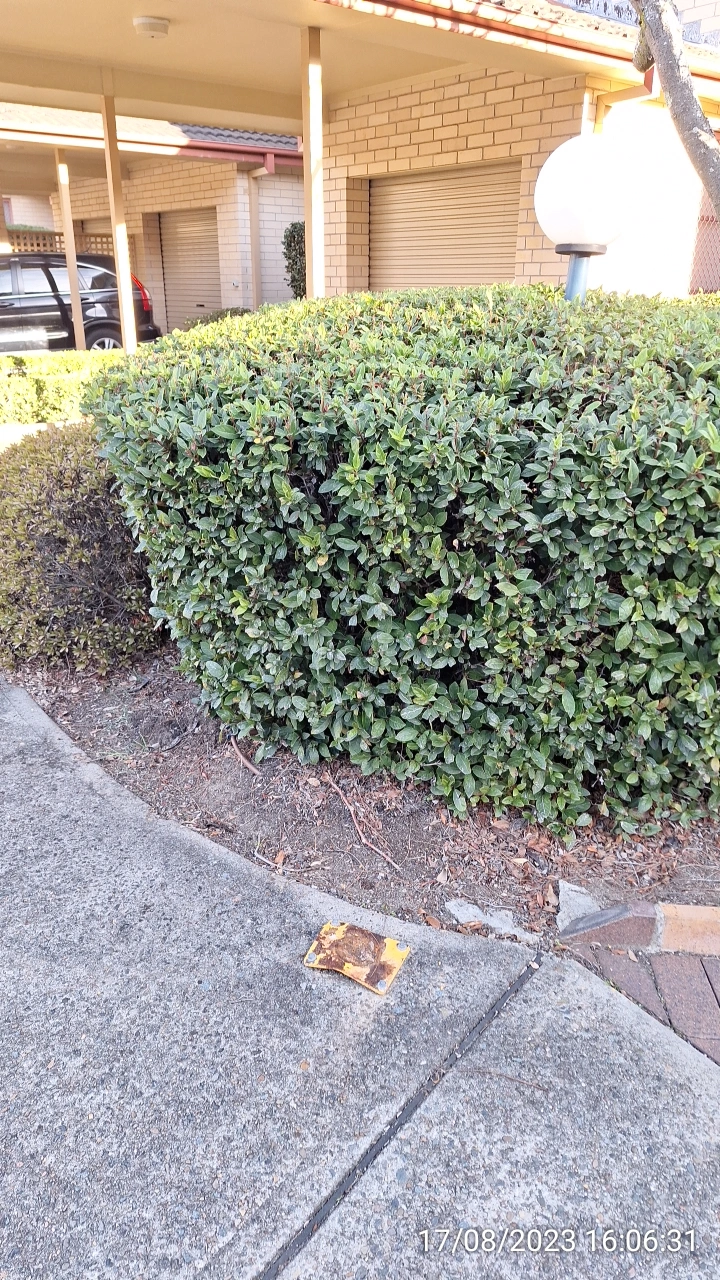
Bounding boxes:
[0,0,652,134]
[0,103,300,155]
[1,0,719,135]
[0,103,301,198]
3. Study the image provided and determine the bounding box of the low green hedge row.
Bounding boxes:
[0,421,157,670]
[0,351,120,425]
[88,286,720,832]
[185,307,249,330]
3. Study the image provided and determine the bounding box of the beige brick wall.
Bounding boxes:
[257,171,304,301]
[324,64,596,294]
[52,159,303,327]
[6,193,54,229]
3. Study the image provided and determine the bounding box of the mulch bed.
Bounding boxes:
[7,644,720,941]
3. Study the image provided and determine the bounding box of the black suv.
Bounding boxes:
[0,252,161,351]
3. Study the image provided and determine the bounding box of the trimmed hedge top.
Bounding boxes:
[0,350,120,425]
[88,286,720,832]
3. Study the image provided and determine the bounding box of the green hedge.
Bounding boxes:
[0,351,120,425]
[185,307,249,330]
[282,221,306,299]
[88,286,720,832]
[0,420,157,670]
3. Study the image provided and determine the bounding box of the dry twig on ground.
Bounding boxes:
[322,772,402,872]
[231,736,261,777]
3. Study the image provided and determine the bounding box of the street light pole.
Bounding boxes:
[555,243,607,302]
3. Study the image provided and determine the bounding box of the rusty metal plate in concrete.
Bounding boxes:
[304,922,410,995]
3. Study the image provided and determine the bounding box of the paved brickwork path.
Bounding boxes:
[571,943,720,1064]
[2,683,720,1279]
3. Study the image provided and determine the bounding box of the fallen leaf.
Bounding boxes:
[421,911,442,930]
[543,879,559,908]
[627,949,638,963]
[307,778,321,788]
[436,867,449,884]
[506,862,527,882]
[274,850,287,866]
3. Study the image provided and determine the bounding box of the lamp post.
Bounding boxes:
[534,135,626,302]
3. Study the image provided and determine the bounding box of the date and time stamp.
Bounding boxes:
[420,1226,697,1257]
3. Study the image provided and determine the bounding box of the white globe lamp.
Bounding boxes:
[534,134,627,301]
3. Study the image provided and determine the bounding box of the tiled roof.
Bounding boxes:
[554,0,636,27]
[174,124,299,149]
[556,0,720,46]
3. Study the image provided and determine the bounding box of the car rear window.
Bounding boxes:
[47,263,116,292]
[77,264,116,290]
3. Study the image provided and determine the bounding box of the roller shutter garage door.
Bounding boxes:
[369,161,521,289]
[160,207,222,330]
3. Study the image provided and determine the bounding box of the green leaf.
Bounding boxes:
[648,667,664,695]
[561,689,576,717]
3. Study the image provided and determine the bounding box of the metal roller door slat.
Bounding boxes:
[369,162,521,289]
[160,208,222,332]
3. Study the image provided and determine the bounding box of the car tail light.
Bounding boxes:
[131,274,151,311]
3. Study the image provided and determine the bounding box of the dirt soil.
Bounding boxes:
[8,644,720,942]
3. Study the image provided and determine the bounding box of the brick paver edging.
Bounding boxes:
[558,902,720,955]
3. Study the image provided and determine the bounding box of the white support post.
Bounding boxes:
[100,92,137,353]
[301,26,325,299]
[55,148,86,351]
[248,171,262,310]
[0,193,10,254]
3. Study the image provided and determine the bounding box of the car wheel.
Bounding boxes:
[87,327,123,350]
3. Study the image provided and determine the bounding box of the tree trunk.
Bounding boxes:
[633,0,720,220]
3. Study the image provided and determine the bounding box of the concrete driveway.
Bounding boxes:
[2,684,719,1279]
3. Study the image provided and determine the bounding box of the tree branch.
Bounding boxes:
[632,0,720,220]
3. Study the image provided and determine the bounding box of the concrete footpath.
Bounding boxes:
[1,684,720,1280]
